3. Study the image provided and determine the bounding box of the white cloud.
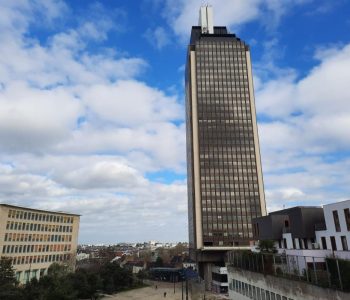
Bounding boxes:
[144,26,171,49]
[80,80,182,126]
[0,81,82,152]
[61,161,147,190]
[0,0,188,243]
[257,43,350,210]
[257,43,350,151]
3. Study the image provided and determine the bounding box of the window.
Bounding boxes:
[341,236,348,251]
[298,238,303,249]
[330,236,337,251]
[333,210,341,232]
[344,208,350,231]
[321,237,327,249]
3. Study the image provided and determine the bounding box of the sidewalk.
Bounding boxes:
[104,281,190,300]
[103,281,229,300]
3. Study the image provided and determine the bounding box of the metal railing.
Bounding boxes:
[227,251,350,292]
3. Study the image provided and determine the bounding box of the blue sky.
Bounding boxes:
[1,0,350,244]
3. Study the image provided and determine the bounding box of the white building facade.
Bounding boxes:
[315,200,350,259]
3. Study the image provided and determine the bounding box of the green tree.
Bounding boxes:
[154,257,164,267]
[0,257,23,300]
[31,263,77,300]
[257,240,276,253]
[99,262,134,294]
[69,269,102,300]
[0,257,16,286]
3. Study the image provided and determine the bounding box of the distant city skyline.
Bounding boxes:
[0,0,350,244]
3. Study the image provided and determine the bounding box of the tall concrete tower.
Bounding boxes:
[185,6,266,283]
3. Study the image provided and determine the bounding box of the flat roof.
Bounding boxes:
[323,199,350,207]
[0,203,81,216]
[269,206,322,215]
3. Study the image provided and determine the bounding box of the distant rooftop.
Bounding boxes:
[269,206,322,215]
[323,199,350,207]
[0,203,81,216]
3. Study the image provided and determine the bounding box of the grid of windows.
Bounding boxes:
[6,221,73,233]
[4,232,72,242]
[7,253,71,265]
[7,209,74,223]
[195,38,261,246]
[230,279,294,300]
[2,243,72,254]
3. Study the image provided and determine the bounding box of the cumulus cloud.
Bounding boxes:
[144,26,171,49]
[1,0,348,244]
[0,0,187,243]
[257,43,350,151]
[0,82,81,152]
[61,161,147,190]
[80,80,182,126]
[257,43,350,211]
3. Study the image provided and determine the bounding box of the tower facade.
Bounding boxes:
[186,7,266,261]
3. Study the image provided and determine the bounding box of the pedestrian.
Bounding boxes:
[164,291,167,297]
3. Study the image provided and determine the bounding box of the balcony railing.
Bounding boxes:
[227,251,350,293]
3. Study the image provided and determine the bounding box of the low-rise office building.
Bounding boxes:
[0,204,80,283]
[252,200,350,260]
[227,200,350,299]
[315,199,350,258]
[252,206,325,251]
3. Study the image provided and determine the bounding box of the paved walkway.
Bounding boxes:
[102,281,229,300]
[103,281,190,300]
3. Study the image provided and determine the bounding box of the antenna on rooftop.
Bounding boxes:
[199,5,214,34]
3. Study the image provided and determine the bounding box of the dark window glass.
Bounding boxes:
[341,236,348,251]
[344,208,350,231]
[333,210,341,232]
[321,237,327,249]
[330,236,337,251]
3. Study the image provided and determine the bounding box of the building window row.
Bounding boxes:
[6,221,73,233]
[320,235,348,251]
[4,232,72,243]
[2,243,72,254]
[230,279,294,300]
[10,253,71,265]
[333,208,350,232]
[7,209,74,223]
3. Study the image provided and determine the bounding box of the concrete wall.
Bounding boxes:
[227,266,348,300]
[316,200,350,252]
